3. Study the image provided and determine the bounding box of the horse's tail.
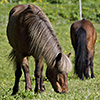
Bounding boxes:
[8,49,17,70]
[75,27,88,79]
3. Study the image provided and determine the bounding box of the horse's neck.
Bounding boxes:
[26,12,62,65]
[43,39,61,66]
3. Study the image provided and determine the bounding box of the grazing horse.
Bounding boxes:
[7,4,72,95]
[70,19,97,80]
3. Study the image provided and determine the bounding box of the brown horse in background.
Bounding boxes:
[7,4,72,95]
[70,19,97,80]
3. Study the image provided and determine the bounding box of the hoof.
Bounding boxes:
[11,91,17,96]
[41,85,45,92]
[91,74,95,78]
[11,87,18,95]
[34,89,41,94]
[25,86,32,91]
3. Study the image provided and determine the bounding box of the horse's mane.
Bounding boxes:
[18,4,62,66]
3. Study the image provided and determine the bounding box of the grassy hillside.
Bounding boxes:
[0,2,100,100]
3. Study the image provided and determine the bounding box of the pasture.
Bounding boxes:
[0,1,100,100]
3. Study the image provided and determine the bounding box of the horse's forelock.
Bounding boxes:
[59,54,72,73]
[64,54,72,73]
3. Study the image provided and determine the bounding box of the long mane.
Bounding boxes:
[18,4,62,67]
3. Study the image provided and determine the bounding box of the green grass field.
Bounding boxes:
[0,2,100,100]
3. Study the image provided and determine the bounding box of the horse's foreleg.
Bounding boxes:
[12,64,22,95]
[40,63,45,92]
[22,57,32,91]
[34,57,45,93]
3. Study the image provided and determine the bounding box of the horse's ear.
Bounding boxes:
[67,53,71,57]
[56,53,62,62]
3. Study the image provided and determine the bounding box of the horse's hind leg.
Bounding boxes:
[84,59,90,79]
[78,72,84,80]
[34,56,45,93]
[87,50,95,78]
[90,56,95,78]
[84,65,90,79]
[22,57,32,91]
[12,64,22,95]
[12,53,23,95]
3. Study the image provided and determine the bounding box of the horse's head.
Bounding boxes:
[46,53,72,93]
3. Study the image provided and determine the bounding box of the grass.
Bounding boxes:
[0,2,100,100]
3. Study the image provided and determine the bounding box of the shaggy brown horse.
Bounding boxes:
[70,19,97,80]
[7,4,72,95]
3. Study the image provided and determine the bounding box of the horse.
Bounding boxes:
[70,19,97,80]
[7,4,72,95]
